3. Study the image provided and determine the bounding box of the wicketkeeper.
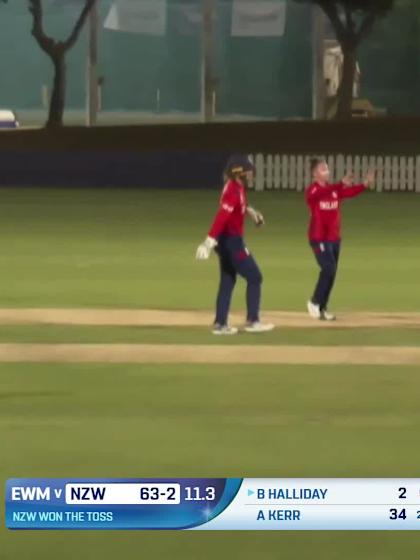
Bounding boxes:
[196,155,274,335]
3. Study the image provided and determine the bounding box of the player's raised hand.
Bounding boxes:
[342,173,354,186]
[364,168,376,188]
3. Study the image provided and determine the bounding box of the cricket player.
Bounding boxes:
[196,155,274,335]
[306,158,375,321]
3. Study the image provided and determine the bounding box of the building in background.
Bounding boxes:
[0,0,419,124]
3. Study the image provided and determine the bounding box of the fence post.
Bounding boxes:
[274,155,281,189]
[384,157,392,191]
[296,155,304,191]
[407,157,414,192]
[392,156,399,192]
[266,155,273,190]
[416,156,420,193]
[281,155,289,190]
[400,157,407,192]
[376,156,383,192]
[254,154,265,191]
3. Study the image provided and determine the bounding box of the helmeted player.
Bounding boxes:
[306,158,375,321]
[196,155,274,335]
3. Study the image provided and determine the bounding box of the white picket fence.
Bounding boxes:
[249,154,420,193]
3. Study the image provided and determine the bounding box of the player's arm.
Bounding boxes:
[246,205,265,227]
[340,169,375,199]
[196,184,237,260]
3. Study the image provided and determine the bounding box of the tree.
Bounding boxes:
[296,0,394,119]
[5,0,96,128]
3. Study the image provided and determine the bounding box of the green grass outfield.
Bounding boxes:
[1,363,420,558]
[0,187,419,311]
[1,188,420,558]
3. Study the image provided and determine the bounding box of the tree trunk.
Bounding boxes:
[47,54,66,128]
[312,5,326,119]
[336,43,357,119]
[201,0,216,122]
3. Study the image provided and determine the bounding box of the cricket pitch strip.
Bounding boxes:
[0,308,420,329]
[0,308,418,365]
[0,342,418,365]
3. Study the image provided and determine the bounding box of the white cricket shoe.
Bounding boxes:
[244,321,275,333]
[321,310,336,321]
[212,324,239,335]
[307,300,322,320]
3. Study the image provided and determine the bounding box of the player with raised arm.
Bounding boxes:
[306,158,375,321]
[196,155,274,335]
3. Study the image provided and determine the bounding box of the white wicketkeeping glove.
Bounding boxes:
[196,236,217,260]
[247,206,265,227]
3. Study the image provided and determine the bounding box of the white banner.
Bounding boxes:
[172,3,218,35]
[177,3,202,26]
[232,0,286,37]
[104,0,167,35]
[172,3,201,35]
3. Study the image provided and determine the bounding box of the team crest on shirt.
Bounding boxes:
[320,200,339,210]
[332,191,338,199]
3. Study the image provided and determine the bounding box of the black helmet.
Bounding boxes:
[225,154,255,176]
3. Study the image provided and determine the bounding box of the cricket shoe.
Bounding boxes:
[321,310,336,321]
[212,324,239,335]
[244,321,275,333]
[307,300,322,320]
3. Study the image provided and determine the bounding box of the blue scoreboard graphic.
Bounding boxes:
[5,478,420,530]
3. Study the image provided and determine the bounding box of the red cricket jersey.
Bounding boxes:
[208,179,247,239]
[305,181,366,242]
